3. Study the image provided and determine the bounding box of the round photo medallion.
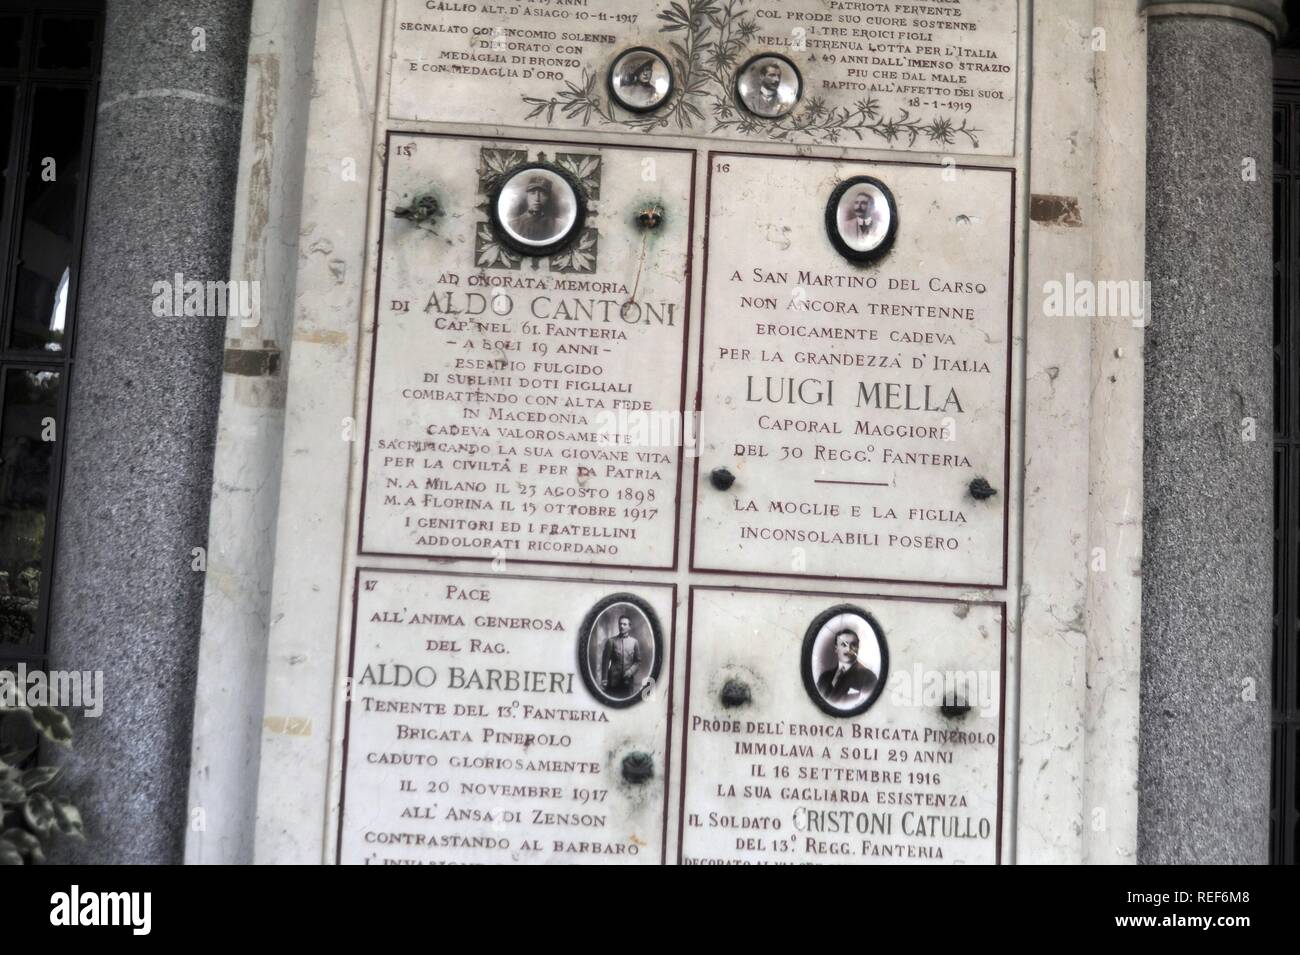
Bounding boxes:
[490,162,586,256]
[800,604,889,718]
[734,52,802,119]
[825,175,898,264]
[577,593,664,709]
[608,46,674,113]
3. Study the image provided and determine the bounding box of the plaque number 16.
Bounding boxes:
[714,162,730,174]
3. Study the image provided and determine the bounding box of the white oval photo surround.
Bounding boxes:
[808,609,886,715]
[836,181,891,252]
[813,611,883,682]
[585,600,657,703]
[494,167,579,249]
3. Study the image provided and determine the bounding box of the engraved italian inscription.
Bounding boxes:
[391,0,1019,155]
[361,134,693,568]
[680,587,1004,865]
[691,153,1011,586]
[338,571,674,864]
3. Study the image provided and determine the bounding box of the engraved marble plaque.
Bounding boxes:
[679,587,1004,865]
[361,133,694,569]
[243,0,1155,872]
[338,569,674,864]
[691,152,1012,586]
[391,0,1020,155]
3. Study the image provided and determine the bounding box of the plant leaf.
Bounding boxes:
[0,778,24,803]
[2,828,43,863]
[54,800,84,839]
[30,707,72,747]
[23,792,56,836]
[0,836,23,865]
[21,766,59,790]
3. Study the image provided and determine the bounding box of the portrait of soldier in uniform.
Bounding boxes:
[508,175,558,242]
[493,165,579,251]
[735,54,800,119]
[600,613,642,697]
[802,605,888,716]
[578,595,661,707]
[608,47,672,112]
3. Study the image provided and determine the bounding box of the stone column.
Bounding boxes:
[1139,0,1282,863]
[47,0,252,864]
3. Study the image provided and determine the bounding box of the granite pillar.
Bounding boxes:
[1140,2,1281,863]
[46,0,251,864]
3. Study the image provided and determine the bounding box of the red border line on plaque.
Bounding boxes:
[677,583,1007,866]
[357,130,697,573]
[334,566,678,865]
[686,150,1016,590]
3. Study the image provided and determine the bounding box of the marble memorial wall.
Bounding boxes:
[269,0,1038,864]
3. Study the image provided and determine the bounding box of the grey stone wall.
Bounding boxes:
[46,0,251,864]
[1141,15,1274,864]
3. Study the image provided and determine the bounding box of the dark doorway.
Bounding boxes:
[0,1,102,700]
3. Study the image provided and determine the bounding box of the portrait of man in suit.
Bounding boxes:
[842,189,881,247]
[751,62,783,114]
[803,605,888,716]
[736,54,799,119]
[837,184,889,252]
[815,628,878,705]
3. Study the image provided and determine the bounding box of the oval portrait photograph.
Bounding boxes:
[608,46,673,113]
[801,604,889,718]
[734,52,801,119]
[825,175,898,264]
[577,593,663,708]
[490,162,585,256]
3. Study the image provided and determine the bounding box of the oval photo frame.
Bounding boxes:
[800,603,889,718]
[489,161,588,258]
[607,46,674,114]
[577,592,664,709]
[734,52,802,120]
[824,175,898,265]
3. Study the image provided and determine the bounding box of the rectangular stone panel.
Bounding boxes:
[391,0,1019,156]
[338,569,675,864]
[360,132,693,569]
[691,152,1012,586]
[680,586,1004,865]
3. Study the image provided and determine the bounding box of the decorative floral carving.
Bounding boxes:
[474,147,602,273]
[520,0,981,149]
[549,228,599,274]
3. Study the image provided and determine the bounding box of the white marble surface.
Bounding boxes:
[1082,0,1146,864]
[185,0,318,865]
[691,154,1012,585]
[361,134,695,568]
[193,0,1150,864]
[339,570,675,864]
[388,0,1020,155]
[681,587,1004,865]
[250,0,386,864]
